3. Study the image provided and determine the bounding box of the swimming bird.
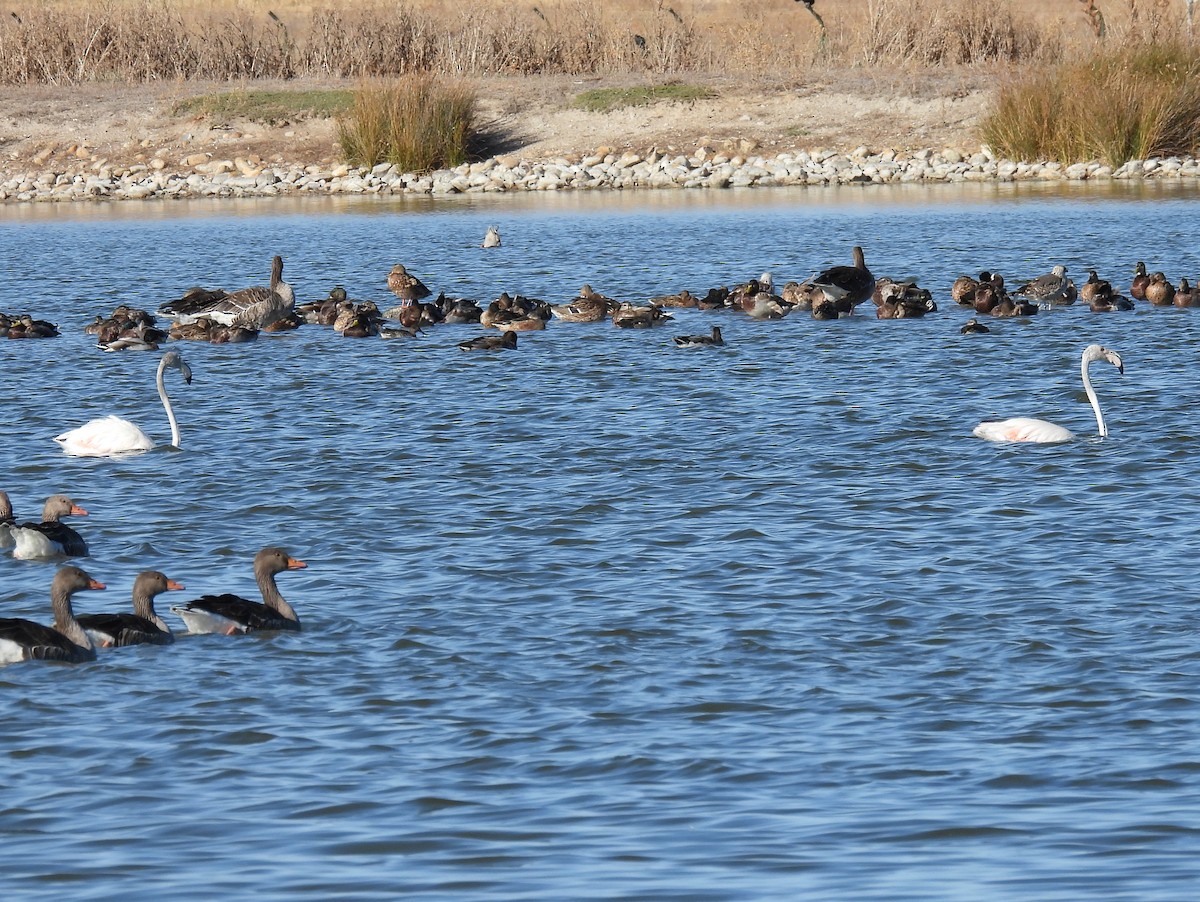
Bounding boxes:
[54,350,192,457]
[973,344,1123,443]
[1173,277,1199,308]
[482,226,501,248]
[458,331,518,351]
[0,490,14,549]
[1131,261,1150,301]
[1078,270,1113,305]
[1016,264,1076,305]
[161,256,295,329]
[551,285,616,322]
[0,566,107,665]
[651,289,699,308]
[809,245,875,308]
[77,570,183,648]
[387,264,431,302]
[10,495,89,560]
[960,318,990,334]
[673,326,723,348]
[1144,272,1176,306]
[611,302,673,328]
[170,547,307,635]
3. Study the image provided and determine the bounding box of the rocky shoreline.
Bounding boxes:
[3,145,1200,202]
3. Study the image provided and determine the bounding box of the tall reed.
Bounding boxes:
[981,40,1200,165]
[337,76,476,171]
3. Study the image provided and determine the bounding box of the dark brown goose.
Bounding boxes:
[170,547,307,635]
[0,566,106,665]
[78,571,184,647]
[809,245,875,307]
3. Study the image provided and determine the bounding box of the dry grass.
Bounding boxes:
[0,0,1157,86]
[337,76,476,171]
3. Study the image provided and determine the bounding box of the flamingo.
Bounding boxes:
[54,351,192,457]
[974,344,1123,443]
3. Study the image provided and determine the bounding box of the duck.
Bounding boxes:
[77,570,183,648]
[169,318,216,342]
[1078,270,1113,305]
[1144,272,1176,306]
[651,289,699,308]
[960,318,990,334]
[697,287,730,309]
[208,324,258,344]
[612,302,673,328]
[951,272,992,306]
[387,264,431,302]
[1130,261,1150,301]
[481,225,501,248]
[0,490,14,549]
[874,278,936,318]
[1016,264,1076,305]
[809,245,875,307]
[673,326,723,348]
[551,286,616,323]
[10,495,89,560]
[458,331,518,351]
[8,313,60,338]
[1173,277,1200,308]
[1089,292,1136,313]
[161,256,295,329]
[728,278,787,319]
[0,566,107,665]
[170,547,307,635]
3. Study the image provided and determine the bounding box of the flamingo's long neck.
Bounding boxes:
[159,359,181,447]
[1082,354,1107,437]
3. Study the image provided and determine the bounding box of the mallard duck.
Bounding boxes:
[1079,270,1113,305]
[170,547,307,635]
[387,264,431,302]
[951,272,992,306]
[673,326,723,348]
[551,289,614,323]
[1130,261,1150,301]
[960,317,990,334]
[652,289,699,308]
[458,331,518,351]
[729,279,787,319]
[1172,277,1199,308]
[77,570,183,648]
[612,303,672,328]
[1144,272,1176,306]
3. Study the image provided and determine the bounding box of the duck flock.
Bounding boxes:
[3,232,1196,667]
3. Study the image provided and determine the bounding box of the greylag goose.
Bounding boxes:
[161,256,295,329]
[10,495,89,560]
[170,547,307,635]
[0,566,106,665]
[808,246,876,308]
[55,350,192,457]
[0,490,13,549]
[78,570,183,647]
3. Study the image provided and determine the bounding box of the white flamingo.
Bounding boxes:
[974,344,1123,443]
[55,351,192,457]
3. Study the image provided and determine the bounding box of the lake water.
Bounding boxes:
[2,181,1200,900]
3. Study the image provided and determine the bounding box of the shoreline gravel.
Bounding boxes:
[3,146,1199,203]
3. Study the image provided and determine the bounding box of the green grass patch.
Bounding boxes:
[173,89,354,125]
[570,84,716,113]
